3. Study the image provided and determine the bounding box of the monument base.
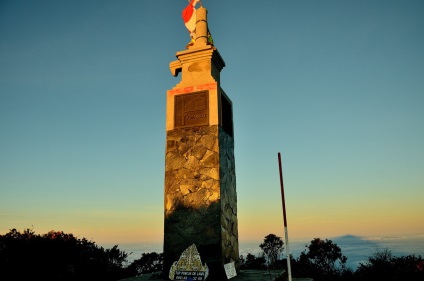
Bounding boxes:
[163,125,238,280]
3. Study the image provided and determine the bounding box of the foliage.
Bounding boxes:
[0,228,131,281]
[126,252,163,275]
[293,238,348,281]
[260,233,284,268]
[239,235,424,281]
[2,229,424,281]
[355,249,424,281]
[239,253,266,270]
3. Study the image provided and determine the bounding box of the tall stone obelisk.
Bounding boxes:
[163,4,239,280]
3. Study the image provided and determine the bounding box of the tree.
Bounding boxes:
[127,252,163,275]
[355,249,424,281]
[294,238,347,281]
[260,234,284,269]
[0,228,132,281]
[241,253,266,270]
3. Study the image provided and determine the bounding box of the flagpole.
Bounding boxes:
[278,152,292,281]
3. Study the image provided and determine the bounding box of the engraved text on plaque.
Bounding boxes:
[174,91,209,128]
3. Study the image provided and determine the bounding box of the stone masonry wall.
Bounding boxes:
[219,126,239,266]
[163,125,239,279]
[165,125,220,215]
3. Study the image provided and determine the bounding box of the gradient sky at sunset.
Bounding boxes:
[1,0,423,247]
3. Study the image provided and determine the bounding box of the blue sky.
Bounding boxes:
[1,0,423,246]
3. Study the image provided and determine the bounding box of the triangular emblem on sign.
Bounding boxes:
[169,244,209,280]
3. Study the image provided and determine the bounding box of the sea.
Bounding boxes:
[110,234,424,270]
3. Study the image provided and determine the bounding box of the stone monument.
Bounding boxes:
[163,2,239,280]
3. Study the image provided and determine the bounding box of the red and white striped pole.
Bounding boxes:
[278,152,292,281]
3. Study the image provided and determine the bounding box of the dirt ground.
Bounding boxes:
[120,270,289,281]
[120,270,315,281]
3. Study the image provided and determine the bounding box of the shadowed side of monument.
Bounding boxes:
[163,4,238,280]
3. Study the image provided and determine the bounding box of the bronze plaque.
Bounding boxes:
[174,91,209,128]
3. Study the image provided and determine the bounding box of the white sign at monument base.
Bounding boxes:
[224,262,237,279]
[169,244,209,280]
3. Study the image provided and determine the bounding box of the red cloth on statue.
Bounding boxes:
[182,0,196,23]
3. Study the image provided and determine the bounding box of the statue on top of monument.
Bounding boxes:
[182,0,213,48]
[182,0,200,44]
